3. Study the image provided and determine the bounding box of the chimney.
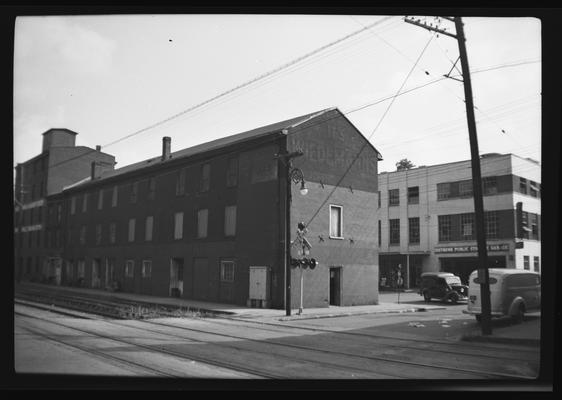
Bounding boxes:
[96,145,101,151]
[91,161,97,180]
[162,136,171,161]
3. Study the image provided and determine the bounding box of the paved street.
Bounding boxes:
[14,295,540,381]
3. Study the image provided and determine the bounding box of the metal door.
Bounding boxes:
[193,258,209,300]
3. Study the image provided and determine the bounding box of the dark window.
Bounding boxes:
[388,189,399,206]
[484,211,498,239]
[111,186,118,207]
[200,163,210,192]
[389,219,400,245]
[220,261,235,282]
[533,256,540,272]
[408,217,420,244]
[226,157,238,187]
[521,211,530,239]
[97,189,104,210]
[377,191,381,208]
[130,182,138,203]
[95,224,102,245]
[438,215,451,241]
[437,183,450,200]
[519,177,527,194]
[523,255,530,270]
[530,213,539,240]
[407,186,419,204]
[176,168,186,196]
[529,181,538,197]
[461,213,474,240]
[378,220,381,246]
[148,177,156,200]
[459,180,473,197]
[483,176,498,195]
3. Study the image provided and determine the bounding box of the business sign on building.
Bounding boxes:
[434,243,510,253]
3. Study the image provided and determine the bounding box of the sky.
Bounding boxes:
[13,13,541,178]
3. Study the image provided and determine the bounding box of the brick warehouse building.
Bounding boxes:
[14,128,116,284]
[15,108,382,309]
[376,153,541,288]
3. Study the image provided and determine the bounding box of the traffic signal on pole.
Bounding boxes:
[290,258,300,268]
[308,258,317,270]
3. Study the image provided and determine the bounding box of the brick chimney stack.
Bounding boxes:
[162,137,171,161]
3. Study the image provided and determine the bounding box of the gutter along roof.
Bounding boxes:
[62,107,381,192]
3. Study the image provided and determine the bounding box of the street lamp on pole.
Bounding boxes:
[275,149,308,316]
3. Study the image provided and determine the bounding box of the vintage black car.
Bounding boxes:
[419,272,469,304]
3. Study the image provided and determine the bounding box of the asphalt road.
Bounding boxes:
[13,299,540,382]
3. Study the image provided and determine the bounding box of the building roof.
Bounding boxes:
[84,107,381,184]
[41,128,79,136]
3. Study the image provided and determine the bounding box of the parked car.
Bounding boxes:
[418,272,469,304]
[464,268,541,323]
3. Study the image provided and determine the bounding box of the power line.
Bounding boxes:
[303,33,436,228]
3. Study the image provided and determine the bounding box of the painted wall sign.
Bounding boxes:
[434,243,510,253]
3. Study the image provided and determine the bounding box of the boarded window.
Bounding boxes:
[142,260,152,278]
[128,218,136,242]
[200,163,211,192]
[112,185,118,207]
[176,169,186,196]
[130,182,138,203]
[109,222,116,244]
[148,177,156,200]
[174,212,184,239]
[197,209,208,238]
[145,216,153,241]
[329,205,343,238]
[224,205,237,237]
[226,157,238,187]
[95,224,102,245]
[125,260,135,278]
[97,189,104,210]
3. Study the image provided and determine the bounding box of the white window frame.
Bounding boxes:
[128,218,136,242]
[145,216,154,242]
[329,204,343,239]
[174,212,184,240]
[197,209,208,239]
[224,205,237,237]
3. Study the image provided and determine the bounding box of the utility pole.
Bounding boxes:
[404,16,492,335]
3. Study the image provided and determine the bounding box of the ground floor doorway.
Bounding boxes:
[329,267,342,306]
[170,258,184,298]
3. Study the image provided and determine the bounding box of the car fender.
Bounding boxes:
[508,297,526,317]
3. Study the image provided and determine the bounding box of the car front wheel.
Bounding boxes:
[423,292,431,302]
[512,305,525,324]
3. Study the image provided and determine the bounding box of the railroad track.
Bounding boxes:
[15,300,538,380]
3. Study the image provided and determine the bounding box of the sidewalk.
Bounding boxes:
[15,282,443,321]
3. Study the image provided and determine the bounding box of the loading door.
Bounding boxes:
[329,267,342,306]
[170,258,184,298]
[193,258,209,300]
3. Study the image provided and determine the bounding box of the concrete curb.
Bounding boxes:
[460,334,540,346]
[272,306,447,322]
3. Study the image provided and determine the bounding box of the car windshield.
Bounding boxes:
[445,276,462,285]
